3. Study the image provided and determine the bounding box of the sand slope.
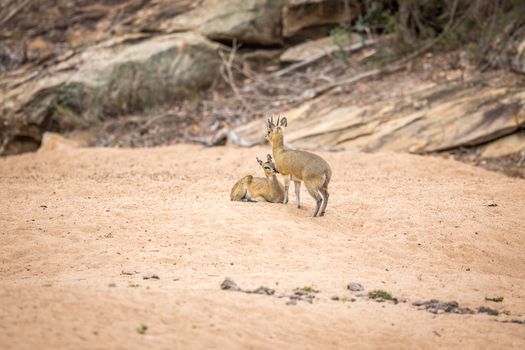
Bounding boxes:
[1,145,524,349]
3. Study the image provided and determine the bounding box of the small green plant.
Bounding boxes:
[277,59,287,69]
[485,296,504,302]
[128,283,140,288]
[330,25,351,65]
[368,289,392,300]
[187,94,201,109]
[293,286,319,295]
[103,232,113,238]
[340,296,352,303]
[354,2,396,35]
[137,324,148,335]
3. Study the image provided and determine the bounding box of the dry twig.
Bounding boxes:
[219,40,254,115]
[0,0,31,28]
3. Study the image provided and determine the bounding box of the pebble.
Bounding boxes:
[143,273,160,280]
[347,282,364,292]
[220,277,241,291]
[477,306,499,316]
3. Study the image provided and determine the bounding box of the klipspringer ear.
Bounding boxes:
[256,157,263,166]
[279,116,287,127]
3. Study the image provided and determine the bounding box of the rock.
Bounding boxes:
[477,306,499,316]
[250,286,275,295]
[121,269,136,276]
[282,0,358,38]
[480,131,525,158]
[1,32,226,156]
[37,132,79,153]
[161,0,285,45]
[281,37,332,62]
[347,282,364,292]
[415,299,475,315]
[286,299,297,306]
[331,295,340,301]
[161,1,358,45]
[220,277,241,291]
[143,273,160,280]
[280,34,361,62]
[220,279,275,295]
[233,83,525,154]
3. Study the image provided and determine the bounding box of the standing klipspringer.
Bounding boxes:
[266,116,332,217]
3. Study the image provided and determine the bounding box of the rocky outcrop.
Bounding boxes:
[2,0,523,165]
[161,0,285,45]
[161,0,358,45]
[0,32,226,156]
[233,83,525,154]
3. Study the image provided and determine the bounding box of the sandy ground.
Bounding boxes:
[1,144,524,349]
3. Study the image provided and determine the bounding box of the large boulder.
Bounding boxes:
[0,32,226,156]
[161,0,358,45]
[161,0,285,45]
